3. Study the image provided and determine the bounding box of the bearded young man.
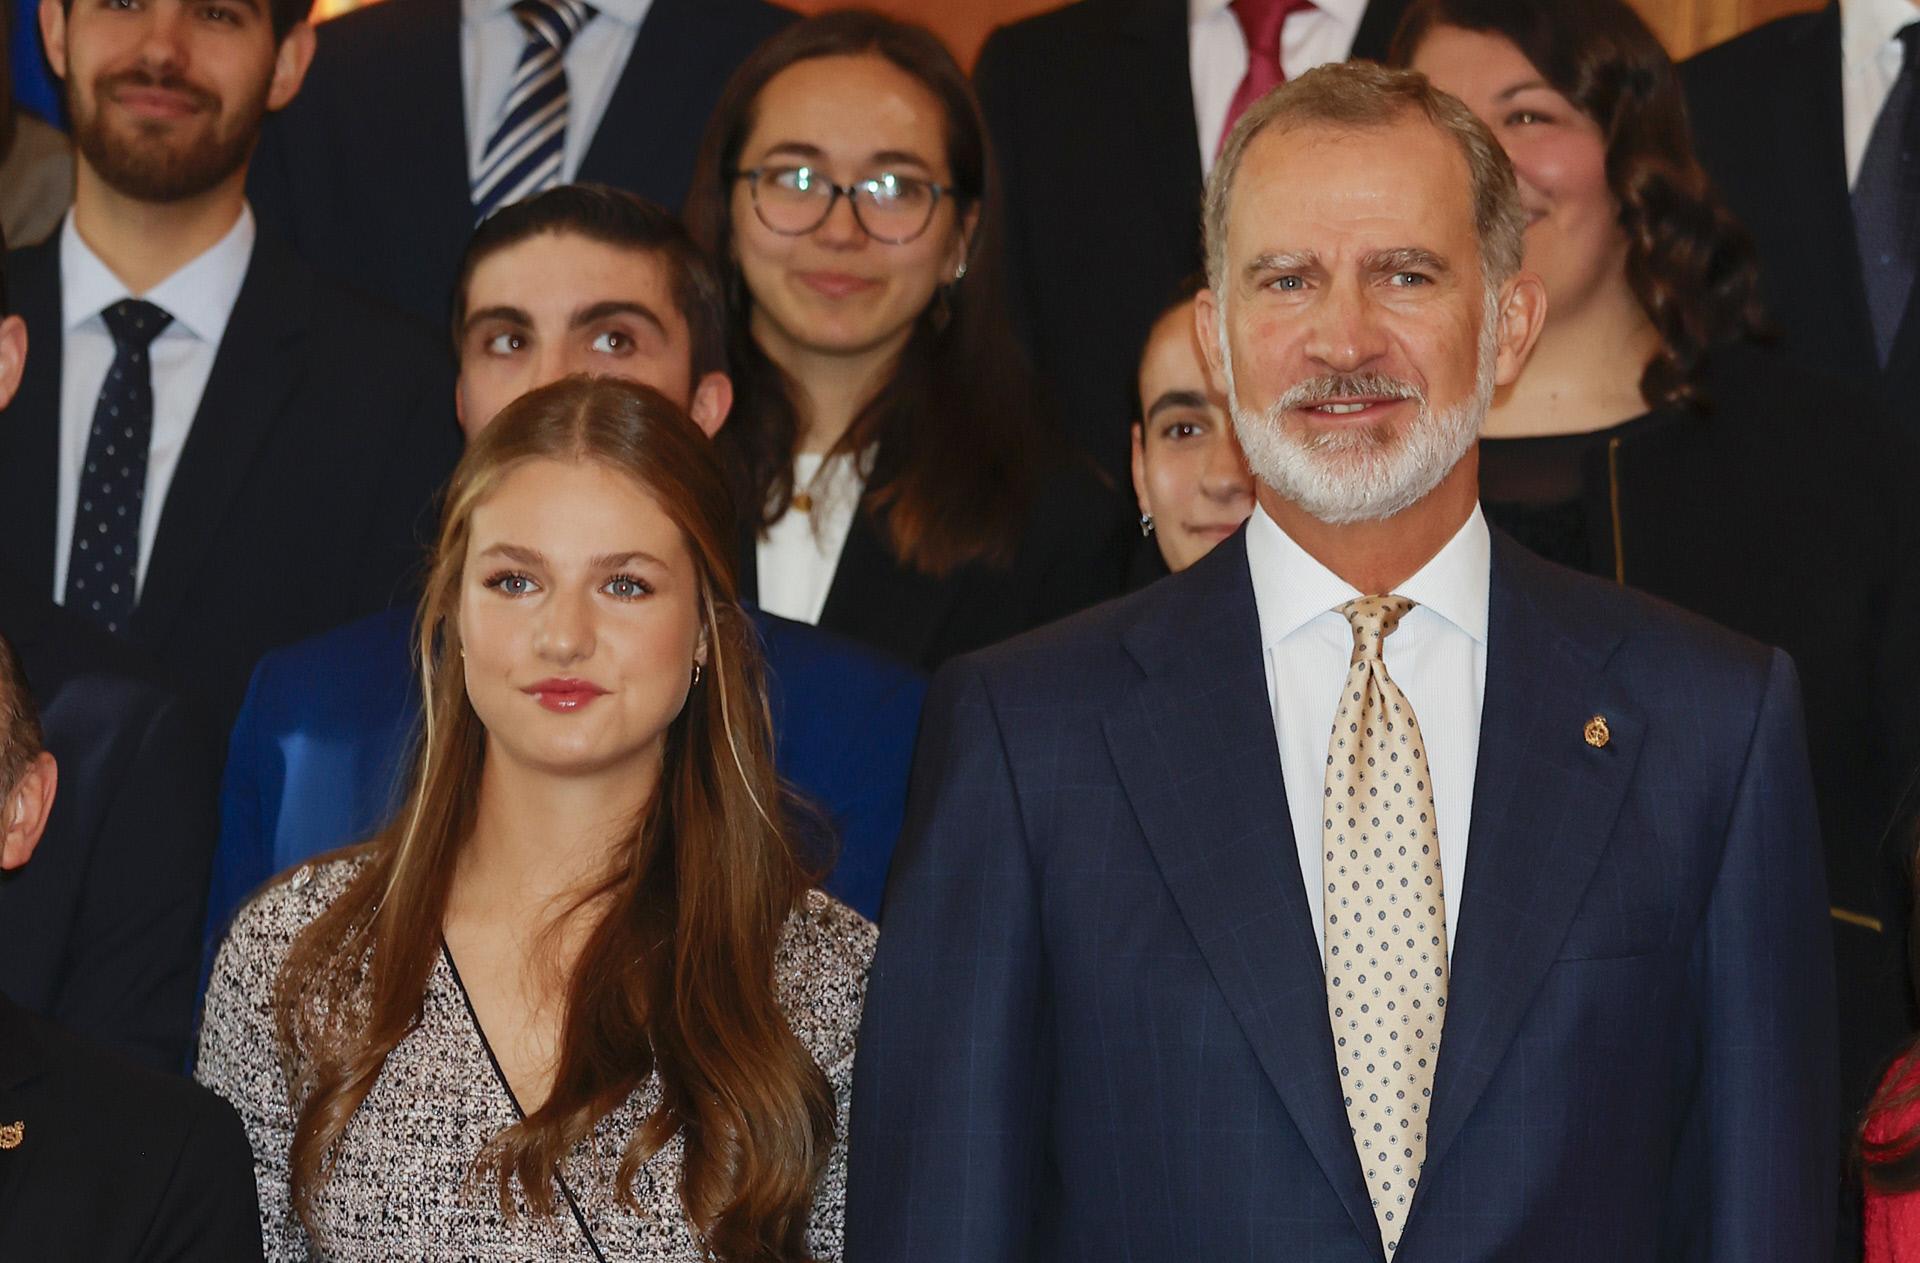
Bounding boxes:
[846,62,1838,1262]
[0,0,460,742]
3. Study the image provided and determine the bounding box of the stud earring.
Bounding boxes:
[954,260,969,282]
[1139,512,1156,537]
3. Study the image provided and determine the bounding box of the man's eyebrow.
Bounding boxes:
[1494,79,1554,102]
[1246,250,1319,277]
[1147,389,1210,420]
[570,300,669,340]
[1366,247,1452,275]
[461,305,532,336]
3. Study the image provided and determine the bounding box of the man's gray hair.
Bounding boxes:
[1203,61,1527,295]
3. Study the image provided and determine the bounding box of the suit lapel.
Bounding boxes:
[1102,535,1381,1254]
[816,507,958,667]
[578,0,710,208]
[1349,0,1413,61]
[0,996,45,1232]
[413,0,483,241]
[1414,537,1644,1194]
[131,239,306,650]
[0,242,66,599]
[1786,8,1880,379]
[1114,0,1206,268]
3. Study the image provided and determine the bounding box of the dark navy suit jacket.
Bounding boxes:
[202,603,923,964]
[847,527,1838,1262]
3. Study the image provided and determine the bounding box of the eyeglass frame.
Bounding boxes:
[730,165,962,246]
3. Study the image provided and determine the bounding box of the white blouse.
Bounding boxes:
[755,451,867,626]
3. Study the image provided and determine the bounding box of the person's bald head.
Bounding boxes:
[0,633,56,871]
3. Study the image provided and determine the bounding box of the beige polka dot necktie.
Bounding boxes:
[1322,595,1448,1256]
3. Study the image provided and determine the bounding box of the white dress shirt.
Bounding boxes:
[755,451,866,626]
[1189,0,1369,175]
[1246,502,1489,960]
[462,0,655,186]
[54,207,255,602]
[1841,0,1920,186]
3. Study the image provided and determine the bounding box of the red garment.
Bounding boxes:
[1218,0,1316,152]
[1866,1055,1920,1262]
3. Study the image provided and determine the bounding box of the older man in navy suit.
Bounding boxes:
[847,63,1837,1262]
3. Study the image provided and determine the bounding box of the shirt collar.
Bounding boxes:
[1189,0,1367,28]
[1246,500,1491,647]
[466,0,649,31]
[1842,0,1919,70]
[60,205,256,346]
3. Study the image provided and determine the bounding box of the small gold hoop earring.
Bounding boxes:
[692,663,703,686]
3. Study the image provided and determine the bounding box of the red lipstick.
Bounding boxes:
[523,678,610,712]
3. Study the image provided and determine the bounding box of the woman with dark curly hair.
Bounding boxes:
[1394,0,1920,1182]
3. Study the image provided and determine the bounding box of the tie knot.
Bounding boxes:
[101,299,172,352]
[1230,0,1314,55]
[1338,594,1415,664]
[512,0,593,50]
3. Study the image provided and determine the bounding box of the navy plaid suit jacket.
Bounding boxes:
[846,526,1838,1262]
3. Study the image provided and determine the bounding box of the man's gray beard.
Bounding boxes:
[1220,295,1500,526]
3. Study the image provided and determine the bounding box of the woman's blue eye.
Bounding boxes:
[483,571,537,596]
[604,575,652,599]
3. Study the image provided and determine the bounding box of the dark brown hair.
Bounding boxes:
[272,377,834,1261]
[684,10,1049,575]
[1389,0,1768,410]
[453,184,729,383]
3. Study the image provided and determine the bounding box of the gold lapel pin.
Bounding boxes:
[0,1121,22,1150]
[1584,715,1611,749]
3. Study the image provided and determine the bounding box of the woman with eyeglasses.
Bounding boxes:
[685,12,1130,671]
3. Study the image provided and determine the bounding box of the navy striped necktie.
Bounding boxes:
[471,0,596,224]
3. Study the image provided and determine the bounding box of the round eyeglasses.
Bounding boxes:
[732,165,958,245]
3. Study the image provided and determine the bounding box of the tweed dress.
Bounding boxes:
[196,857,876,1261]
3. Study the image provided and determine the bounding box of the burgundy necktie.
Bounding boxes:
[1220,0,1317,153]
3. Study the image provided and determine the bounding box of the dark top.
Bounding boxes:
[0,574,220,1073]
[743,458,1133,671]
[1480,412,1666,576]
[0,993,263,1261]
[1480,342,1920,1119]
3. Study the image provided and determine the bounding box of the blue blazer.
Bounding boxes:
[204,604,924,959]
[847,528,1838,1262]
